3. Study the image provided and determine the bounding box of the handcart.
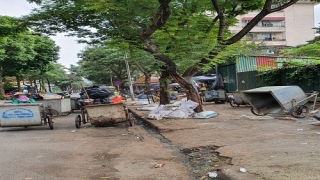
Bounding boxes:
[74,103,134,128]
[0,103,53,130]
[242,86,318,118]
[229,91,250,107]
[201,90,228,104]
[70,97,81,113]
[37,98,71,117]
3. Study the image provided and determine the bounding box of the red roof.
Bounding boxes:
[242,17,285,21]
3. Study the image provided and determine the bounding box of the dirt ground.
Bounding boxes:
[0,112,191,180]
[2,100,320,180]
[129,100,320,180]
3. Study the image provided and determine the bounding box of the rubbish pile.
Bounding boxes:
[77,85,116,106]
[141,98,217,120]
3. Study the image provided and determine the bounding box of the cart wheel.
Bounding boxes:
[47,116,53,130]
[75,115,82,129]
[127,112,134,126]
[47,109,59,117]
[229,98,240,107]
[290,105,309,118]
[251,107,267,116]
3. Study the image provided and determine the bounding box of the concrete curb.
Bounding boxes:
[128,108,161,131]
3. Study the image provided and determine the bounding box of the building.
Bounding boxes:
[229,1,317,51]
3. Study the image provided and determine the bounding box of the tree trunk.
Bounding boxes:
[170,72,203,112]
[47,78,52,93]
[159,67,170,105]
[0,70,5,96]
[144,73,151,92]
[29,78,33,86]
[41,79,47,92]
[16,76,21,92]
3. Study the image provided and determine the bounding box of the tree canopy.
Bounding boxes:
[0,15,60,95]
[25,0,320,111]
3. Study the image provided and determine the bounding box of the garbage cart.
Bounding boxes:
[0,103,53,129]
[74,103,134,128]
[242,86,318,118]
[37,98,71,116]
[202,90,228,104]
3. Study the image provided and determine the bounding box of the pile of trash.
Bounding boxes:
[138,98,217,120]
[77,85,115,106]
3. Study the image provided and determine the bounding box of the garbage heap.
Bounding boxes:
[77,85,115,106]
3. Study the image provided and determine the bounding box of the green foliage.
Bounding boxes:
[25,0,268,75]
[282,42,320,58]
[257,69,282,86]
[78,46,129,85]
[286,65,320,86]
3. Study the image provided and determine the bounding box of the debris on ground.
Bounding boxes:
[182,146,232,178]
[143,98,217,120]
[279,116,297,121]
[239,167,247,173]
[207,172,218,178]
[153,163,165,168]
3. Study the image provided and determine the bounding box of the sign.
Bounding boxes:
[114,81,122,85]
[2,108,35,119]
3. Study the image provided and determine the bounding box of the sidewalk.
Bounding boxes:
[127,102,320,180]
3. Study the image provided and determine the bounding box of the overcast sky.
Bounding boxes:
[0,0,319,68]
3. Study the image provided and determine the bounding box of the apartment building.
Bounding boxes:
[229,1,316,50]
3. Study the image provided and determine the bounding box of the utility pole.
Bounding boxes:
[124,52,135,101]
[109,69,113,86]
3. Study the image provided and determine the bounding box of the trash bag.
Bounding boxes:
[212,74,224,90]
[81,85,114,99]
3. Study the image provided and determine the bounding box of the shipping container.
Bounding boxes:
[256,56,277,71]
[236,56,257,72]
[237,71,260,90]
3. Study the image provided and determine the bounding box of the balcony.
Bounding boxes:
[244,24,286,32]
[259,39,287,46]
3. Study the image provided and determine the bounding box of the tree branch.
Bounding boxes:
[222,0,299,45]
[211,0,225,42]
[141,0,171,38]
[205,16,219,33]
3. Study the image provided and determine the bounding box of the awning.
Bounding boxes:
[241,17,285,21]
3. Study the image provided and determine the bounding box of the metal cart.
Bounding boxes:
[37,98,72,116]
[74,103,134,128]
[201,90,228,104]
[229,91,250,107]
[0,103,53,129]
[242,86,318,118]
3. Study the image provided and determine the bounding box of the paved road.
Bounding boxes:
[0,112,190,180]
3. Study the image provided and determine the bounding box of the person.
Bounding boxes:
[200,84,206,92]
[12,92,36,104]
[68,88,73,95]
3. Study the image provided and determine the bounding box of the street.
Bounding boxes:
[0,113,191,180]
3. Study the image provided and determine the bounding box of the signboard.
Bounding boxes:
[115,81,122,85]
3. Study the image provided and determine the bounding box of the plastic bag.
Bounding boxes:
[179,100,199,110]
[167,108,189,118]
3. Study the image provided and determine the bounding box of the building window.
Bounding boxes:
[261,33,272,41]
[262,20,273,27]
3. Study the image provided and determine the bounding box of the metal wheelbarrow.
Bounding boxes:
[242,86,318,118]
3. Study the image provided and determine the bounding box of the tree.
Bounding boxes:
[0,16,59,95]
[25,0,320,112]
